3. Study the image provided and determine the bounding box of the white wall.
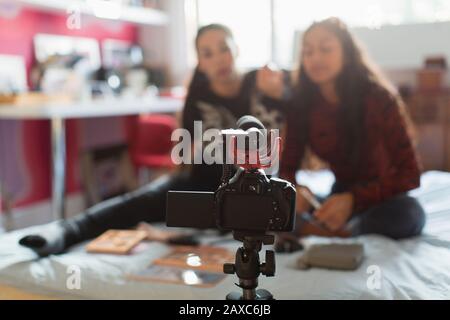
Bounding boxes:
[352,21,450,69]
[352,22,450,87]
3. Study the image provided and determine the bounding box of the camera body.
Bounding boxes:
[167,167,295,233]
[215,167,296,232]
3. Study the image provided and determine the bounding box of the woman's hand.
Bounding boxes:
[256,65,285,99]
[314,192,354,231]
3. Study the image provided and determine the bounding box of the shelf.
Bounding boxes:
[19,0,169,26]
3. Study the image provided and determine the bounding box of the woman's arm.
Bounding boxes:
[256,67,293,111]
[351,93,421,212]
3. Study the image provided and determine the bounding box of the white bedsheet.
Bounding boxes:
[0,171,449,299]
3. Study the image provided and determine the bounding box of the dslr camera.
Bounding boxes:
[166,115,296,233]
[166,115,296,300]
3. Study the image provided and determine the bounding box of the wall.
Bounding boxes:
[352,21,450,69]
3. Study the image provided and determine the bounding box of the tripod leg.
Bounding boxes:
[255,289,274,300]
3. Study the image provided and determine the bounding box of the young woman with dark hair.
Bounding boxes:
[19,24,291,256]
[276,17,425,240]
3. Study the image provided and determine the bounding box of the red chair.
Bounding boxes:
[128,114,177,183]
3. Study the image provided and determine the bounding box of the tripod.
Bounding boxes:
[223,231,275,300]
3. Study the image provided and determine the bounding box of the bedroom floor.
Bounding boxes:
[0,284,56,300]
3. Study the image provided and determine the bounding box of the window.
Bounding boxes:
[195,0,272,69]
[191,0,450,69]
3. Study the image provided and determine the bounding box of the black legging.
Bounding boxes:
[329,181,425,239]
[22,172,425,256]
[347,194,426,239]
[64,170,219,247]
[76,175,425,242]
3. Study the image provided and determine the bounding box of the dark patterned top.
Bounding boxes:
[182,70,290,188]
[280,86,421,212]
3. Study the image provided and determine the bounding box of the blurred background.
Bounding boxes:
[0,0,449,231]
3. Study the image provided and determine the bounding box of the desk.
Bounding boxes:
[0,97,183,220]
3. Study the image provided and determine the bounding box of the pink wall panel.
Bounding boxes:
[0,7,137,209]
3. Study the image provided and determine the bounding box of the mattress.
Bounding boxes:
[0,170,449,299]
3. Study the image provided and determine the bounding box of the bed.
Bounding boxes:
[0,170,449,300]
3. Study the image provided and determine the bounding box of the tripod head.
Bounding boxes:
[223,231,276,300]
